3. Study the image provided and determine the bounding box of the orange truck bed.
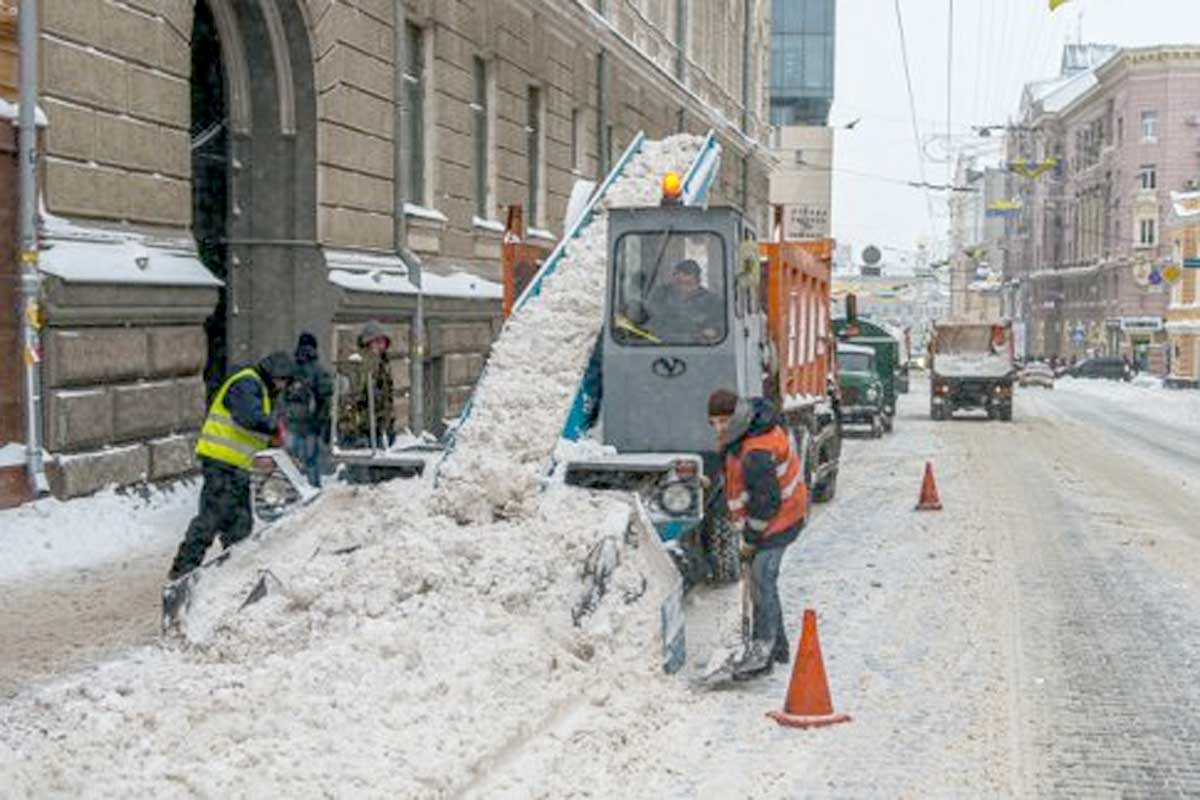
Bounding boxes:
[760,239,834,403]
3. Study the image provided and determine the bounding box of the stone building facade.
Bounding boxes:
[5,0,773,498]
[1006,45,1200,365]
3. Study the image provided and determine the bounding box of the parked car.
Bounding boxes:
[1018,361,1055,389]
[1067,357,1132,382]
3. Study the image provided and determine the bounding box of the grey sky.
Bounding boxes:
[829,0,1200,267]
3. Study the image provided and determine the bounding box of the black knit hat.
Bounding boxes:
[707,388,738,417]
[297,331,318,350]
[674,259,702,278]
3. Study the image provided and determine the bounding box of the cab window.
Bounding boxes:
[612,231,727,346]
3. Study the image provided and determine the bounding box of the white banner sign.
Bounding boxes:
[1171,191,1200,219]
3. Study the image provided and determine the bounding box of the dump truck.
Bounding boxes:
[929,320,1015,421]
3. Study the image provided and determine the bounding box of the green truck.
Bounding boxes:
[833,316,901,433]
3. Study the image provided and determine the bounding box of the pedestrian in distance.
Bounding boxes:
[168,351,296,581]
[285,331,333,488]
[337,320,396,451]
[707,388,807,680]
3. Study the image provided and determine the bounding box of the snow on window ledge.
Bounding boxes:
[527,227,556,242]
[403,203,448,224]
[472,216,505,234]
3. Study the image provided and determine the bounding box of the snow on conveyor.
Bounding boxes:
[435,135,703,524]
[0,135,707,798]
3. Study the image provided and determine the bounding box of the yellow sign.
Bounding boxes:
[1162,264,1182,284]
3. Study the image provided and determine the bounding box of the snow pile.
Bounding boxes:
[0,135,711,796]
[1056,376,1200,435]
[0,482,198,584]
[932,353,1014,379]
[435,135,702,524]
[0,482,674,797]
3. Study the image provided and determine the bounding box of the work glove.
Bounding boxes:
[739,542,758,563]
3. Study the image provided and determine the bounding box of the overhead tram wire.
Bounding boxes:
[969,0,989,128]
[893,0,937,243]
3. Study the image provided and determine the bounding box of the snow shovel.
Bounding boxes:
[693,566,754,690]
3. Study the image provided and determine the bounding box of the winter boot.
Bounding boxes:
[731,640,774,681]
[772,633,790,664]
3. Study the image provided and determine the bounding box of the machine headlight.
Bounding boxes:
[659,482,694,515]
[866,386,879,401]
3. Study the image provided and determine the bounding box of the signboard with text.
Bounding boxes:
[783,203,831,240]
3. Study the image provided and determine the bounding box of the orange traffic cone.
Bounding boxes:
[767,609,851,729]
[915,461,942,511]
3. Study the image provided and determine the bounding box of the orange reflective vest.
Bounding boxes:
[724,425,807,540]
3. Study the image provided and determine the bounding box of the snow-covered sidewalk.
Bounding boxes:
[0,481,198,585]
[1053,376,1200,436]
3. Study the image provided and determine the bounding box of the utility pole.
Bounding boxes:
[18,0,46,493]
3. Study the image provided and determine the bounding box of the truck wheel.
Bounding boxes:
[930,404,942,421]
[871,415,883,438]
[882,414,894,434]
[812,469,838,503]
[701,504,741,585]
[1000,405,1013,422]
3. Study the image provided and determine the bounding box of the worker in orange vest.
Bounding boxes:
[707,388,807,679]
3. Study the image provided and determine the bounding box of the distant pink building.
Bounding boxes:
[1007,45,1200,368]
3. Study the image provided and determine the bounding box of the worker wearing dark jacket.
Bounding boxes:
[708,388,807,679]
[286,332,333,487]
[168,351,295,580]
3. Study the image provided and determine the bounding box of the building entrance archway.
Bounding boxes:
[191,0,323,392]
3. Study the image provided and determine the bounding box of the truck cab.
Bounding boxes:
[565,202,841,587]
[836,343,886,438]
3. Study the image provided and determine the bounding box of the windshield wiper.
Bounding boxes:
[643,226,676,298]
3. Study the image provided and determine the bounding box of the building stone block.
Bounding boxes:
[45,328,149,387]
[125,172,190,227]
[445,352,485,385]
[45,159,127,219]
[43,38,128,111]
[148,435,197,480]
[128,66,188,127]
[97,2,162,67]
[332,44,394,99]
[322,83,394,138]
[321,166,393,214]
[319,122,394,178]
[320,205,393,250]
[430,322,493,355]
[94,112,160,173]
[390,356,412,391]
[157,0,195,43]
[43,0,100,46]
[148,326,207,377]
[177,377,208,429]
[46,387,114,451]
[113,380,179,441]
[445,386,472,418]
[47,444,149,499]
[42,99,95,162]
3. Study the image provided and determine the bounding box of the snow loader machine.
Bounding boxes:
[559,185,843,617]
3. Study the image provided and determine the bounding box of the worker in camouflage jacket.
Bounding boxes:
[337,320,396,450]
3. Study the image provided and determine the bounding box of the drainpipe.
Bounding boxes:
[395,2,424,435]
[18,0,46,494]
[740,0,752,134]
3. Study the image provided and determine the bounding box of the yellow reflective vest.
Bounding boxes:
[195,367,272,470]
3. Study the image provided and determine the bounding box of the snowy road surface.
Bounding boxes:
[3,378,1200,796]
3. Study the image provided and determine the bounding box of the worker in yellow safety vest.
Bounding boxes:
[168,351,295,580]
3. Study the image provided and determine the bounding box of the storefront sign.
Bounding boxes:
[1184,258,1200,269]
[1171,191,1200,219]
[1119,316,1164,333]
[783,204,831,239]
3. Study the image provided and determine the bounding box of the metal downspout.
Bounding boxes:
[395,2,424,435]
[18,0,46,494]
